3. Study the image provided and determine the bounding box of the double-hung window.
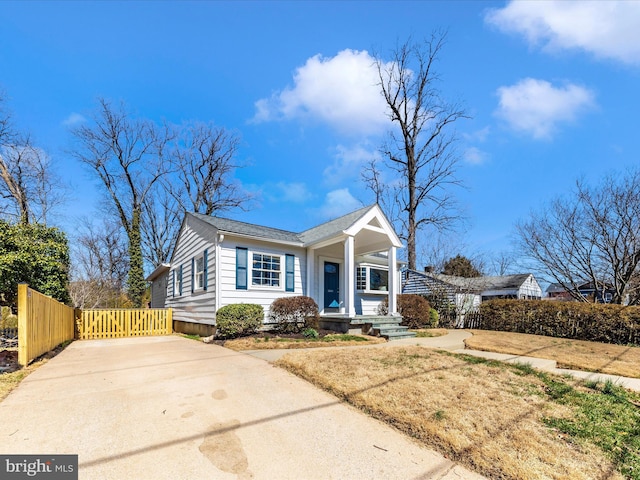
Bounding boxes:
[236,249,294,291]
[194,256,204,290]
[252,253,281,287]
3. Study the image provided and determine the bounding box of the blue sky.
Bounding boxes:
[1,1,639,269]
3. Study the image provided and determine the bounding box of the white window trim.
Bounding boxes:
[356,264,389,295]
[249,250,284,291]
[194,255,205,291]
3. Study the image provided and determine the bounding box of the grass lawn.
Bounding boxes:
[466,330,640,379]
[223,333,386,351]
[277,346,640,480]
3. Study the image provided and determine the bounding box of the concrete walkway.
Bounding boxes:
[244,329,640,392]
[0,336,484,480]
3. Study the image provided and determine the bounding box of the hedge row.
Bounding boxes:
[478,300,640,346]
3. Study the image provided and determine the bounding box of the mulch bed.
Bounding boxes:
[0,350,19,374]
[213,329,341,346]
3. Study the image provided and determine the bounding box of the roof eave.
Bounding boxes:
[146,263,170,282]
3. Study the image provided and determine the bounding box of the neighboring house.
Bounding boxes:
[146,204,403,335]
[546,282,616,303]
[403,270,542,326]
[546,282,573,300]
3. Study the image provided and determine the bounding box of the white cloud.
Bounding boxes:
[463,147,488,166]
[486,1,640,65]
[463,126,491,143]
[316,188,361,219]
[323,143,379,185]
[274,182,314,204]
[252,49,389,136]
[495,78,595,139]
[62,113,86,126]
[256,181,314,204]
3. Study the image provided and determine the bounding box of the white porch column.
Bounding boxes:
[388,245,398,315]
[306,247,314,301]
[344,236,355,317]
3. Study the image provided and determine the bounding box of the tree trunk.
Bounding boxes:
[127,208,145,307]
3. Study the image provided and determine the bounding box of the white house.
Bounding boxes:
[146,204,404,336]
[403,269,542,327]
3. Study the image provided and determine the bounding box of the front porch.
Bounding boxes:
[319,314,417,340]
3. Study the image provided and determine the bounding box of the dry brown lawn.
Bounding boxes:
[466,330,640,378]
[223,334,386,351]
[0,357,47,402]
[277,346,623,480]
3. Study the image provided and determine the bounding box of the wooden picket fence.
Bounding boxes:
[77,308,172,340]
[18,284,76,366]
[16,284,173,365]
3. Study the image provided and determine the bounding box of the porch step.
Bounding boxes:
[349,316,399,326]
[383,331,419,341]
[359,317,417,341]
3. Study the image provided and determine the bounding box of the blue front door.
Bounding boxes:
[324,262,340,309]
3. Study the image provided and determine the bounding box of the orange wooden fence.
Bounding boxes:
[18,284,76,366]
[78,308,172,340]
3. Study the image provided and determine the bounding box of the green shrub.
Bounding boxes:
[1,306,17,329]
[429,308,439,328]
[269,296,319,333]
[215,303,263,339]
[302,328,319,339]
[478,299,640,346]
[379,294,432,328]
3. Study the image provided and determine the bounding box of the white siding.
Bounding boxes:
[355,293,387,315]
[165,216,217,325]
[218,237,307,321]
[150,271,168,308]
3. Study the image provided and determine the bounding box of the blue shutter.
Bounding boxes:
[236,247,248,290]
[203,249,208,291]
[191,258,195,293]
[179,265,183,296]
[172,270,175,298]
[285,254,295,292]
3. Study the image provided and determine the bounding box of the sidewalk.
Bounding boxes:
[244,330,640,392]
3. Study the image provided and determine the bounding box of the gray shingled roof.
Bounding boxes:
[298,205,374,244]
[190,213,301,243]
[407,270,533,292]
[190,205,376,246]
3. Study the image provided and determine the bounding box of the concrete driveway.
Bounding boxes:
[0,336,483,480]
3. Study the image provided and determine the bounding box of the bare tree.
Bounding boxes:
[70,218,130,308]
[367,33,468,270]
[69,98,171,306]
[140,122,251,266]
[516,169,640,304]
[141,186,182,267]
[487,251,517,276]
[168,122,249,215]
[0,95,65,225]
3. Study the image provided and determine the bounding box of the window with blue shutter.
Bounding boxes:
[203,249,208,291]
[236,247,248,290]
[191,258,195,293]
[285,254,295,292]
